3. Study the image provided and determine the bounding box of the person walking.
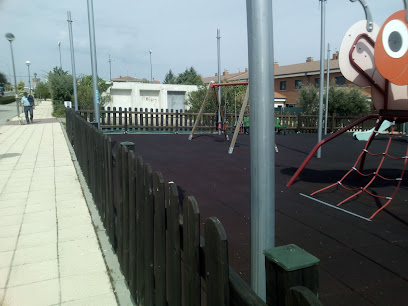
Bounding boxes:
[21,91,34,124]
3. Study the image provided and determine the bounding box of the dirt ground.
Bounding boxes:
[110,131,408,305]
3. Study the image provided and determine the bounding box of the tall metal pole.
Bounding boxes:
[27,65,31,95]
[149,50,153,82]
[58,41,62,69]
[217,29,222,135]
[25,61,32,95]
[234,86,237,125]
[108,54,112,81]
[87,0,100,128]
[246,0,275,300]
[324,43,330,135]
[67,10,79,111]
[317,0,326,158]
[5,33,19,117]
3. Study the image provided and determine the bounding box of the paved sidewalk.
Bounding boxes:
[0,101,118,305]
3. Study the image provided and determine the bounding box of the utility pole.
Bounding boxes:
[324,43,330,135]
[58,41,62,69]
[217,29,221,135]
[108,54,114,81]
[87,0,100,128]
[246,0,275,300]
[67,10,78,111]
[317,0,326,158]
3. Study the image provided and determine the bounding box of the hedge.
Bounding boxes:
[0,95,16,105]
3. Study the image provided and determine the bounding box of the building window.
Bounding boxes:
[295,80,302,90]
[315,78,320,87]
[335,76,345,86]
[286,104,296,108]
[280,81,287,91]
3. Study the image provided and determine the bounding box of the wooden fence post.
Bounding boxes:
[264,244,320,306]
[135,155,145,305]
[120,144,131,281]
[205,216,230,306]
[166,182,181,306]
[143,163,154,306]
[113,107,117,128]
[153,171,166,306]
[124,108,128,133]
[175,110,179,134]
[297,113,302,133]
[128,150,136,298]
[331,113,337,133]
[183,196,201,306]
[112,143,122,254]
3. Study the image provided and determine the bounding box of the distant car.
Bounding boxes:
[0,86,4,96]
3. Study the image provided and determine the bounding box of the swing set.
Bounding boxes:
[188,81,252,154]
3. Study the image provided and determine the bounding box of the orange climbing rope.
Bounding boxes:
[310,120,408,219]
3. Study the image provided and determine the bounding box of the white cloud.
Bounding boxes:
[0,0,404,83]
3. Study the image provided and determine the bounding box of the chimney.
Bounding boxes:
[274,62,279,69]
[245,68,248,73]
[332,51,339,60]
[223,70,229,76]
[306,57,313,62]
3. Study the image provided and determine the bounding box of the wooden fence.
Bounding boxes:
[65,108,322,306]
[78,107,407,134]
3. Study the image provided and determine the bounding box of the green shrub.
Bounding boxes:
[0,95,16,105]
[52,101,66,117]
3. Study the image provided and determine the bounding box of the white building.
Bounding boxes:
[106,81,198,111]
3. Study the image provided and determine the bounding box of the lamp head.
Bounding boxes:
[149,50,152,54]
[5,33,15,42]
[58,41,61,46]
[25,61,31,66]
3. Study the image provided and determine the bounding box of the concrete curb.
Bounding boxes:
[59,119,134,306]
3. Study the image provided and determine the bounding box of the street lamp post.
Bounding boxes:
[26,61,31,95]
[108,54,114,81]
[58,41,62,69]
[5,33,19,117]
[67,10,78,111]
[149,50,152,83]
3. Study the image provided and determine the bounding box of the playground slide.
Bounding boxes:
[353,120,393,141]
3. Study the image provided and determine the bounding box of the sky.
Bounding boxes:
[0,0,404,85]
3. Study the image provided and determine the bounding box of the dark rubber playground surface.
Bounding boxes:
[110,131,408,305]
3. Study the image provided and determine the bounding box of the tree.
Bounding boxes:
[0,72,7,85]
[47,67,73,102]
[35,82,51,100]
[298,84,319,114]
[297,82,370,116]
[186,83,247,120]
[17,81,25,98]
[175,67,203,85]
[75,75,111,110]
[163,69,176,84]
[328,84,370,116]
[47,67,73,116]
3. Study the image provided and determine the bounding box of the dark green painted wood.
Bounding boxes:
[128,150,136,299]
[112,142,122,256]
[285,286,322,306]
[143,163,154,306]
[183,196,201,306]
[121,145,130,281]
[204,217,230,306]
[106,136,115,245]
[265,246,320,306]
[153,171,166,306]
[135,155,144,305]
[229,267,266,306]
[166,182,181,306]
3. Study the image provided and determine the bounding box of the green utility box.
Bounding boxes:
[264,244,320,306]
